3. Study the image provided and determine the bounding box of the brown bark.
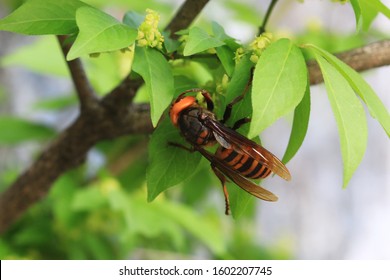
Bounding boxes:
[165,0,210,37]
[308,40,390,85]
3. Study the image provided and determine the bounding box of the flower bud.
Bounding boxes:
[137,9,164,50]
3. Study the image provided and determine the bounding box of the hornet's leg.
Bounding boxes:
[232,117,251,130]
[211,165,231,215]
[167,142,195,152]
[199,90,214,111]
[222,94,246,124]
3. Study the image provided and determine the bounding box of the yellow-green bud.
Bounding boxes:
[250,53,259,64]
[137,9,164,50]
[221,74,229,89]
[137,31,145,42]
[234,47,245,64]
[249,32,273,63]
[138,39,148,47]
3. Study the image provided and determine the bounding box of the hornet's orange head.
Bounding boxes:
[169,94,197,127]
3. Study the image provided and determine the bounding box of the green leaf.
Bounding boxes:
[122,11,144,29]
[216,45,235,76]
[226,182,253,219]
[211,21,231,42]
[226,55,253,136]
[225,53,253,105]
[350,0,375,31]
[211,21,240,49]
[350,0,362,30]
[180,164,214,205]
[67,6,137,60]
[162,30,181,53]
[146,119,202,202]
[349,0,387,31]
[0,117,55,145]
[314,54,368,188]
[223,54,253,135]
[132,47,174,126]
[358,0,379,31]
[248,38,307,138]
[0,0,89,35]
[183,27,225,56]
[307,44,390,137]
[366,0,390,19]
[282,79,311,164]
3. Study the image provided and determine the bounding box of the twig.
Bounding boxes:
[57,35,98,111]
[258,0,279,35]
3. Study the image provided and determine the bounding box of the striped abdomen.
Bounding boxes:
[178,107,216,146]
[216,147,272,179]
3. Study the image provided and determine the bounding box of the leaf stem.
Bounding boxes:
[258,0,279,35]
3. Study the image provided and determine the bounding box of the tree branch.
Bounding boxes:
[1,36,389,233]
[0,102,152,233]
[0,0,210,234]
[57,35,98,111]
[308,39,390,85]
[165,0,210,37]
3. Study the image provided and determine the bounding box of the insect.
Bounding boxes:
[169,88,291,214]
